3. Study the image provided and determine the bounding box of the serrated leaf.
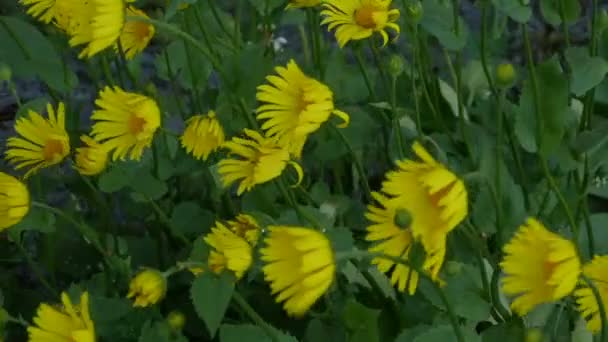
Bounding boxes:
[170,202,214,236]
[342,299,380,342]
[220,324,272,342]
[191,272,235,337]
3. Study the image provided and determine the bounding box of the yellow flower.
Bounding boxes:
[381,142,467,256]
[218,129,303,196]
[5,102,70,178]
[256,59,349,158]
[19,0,56,23]
[228,214,261,245]
[321,0,400,48]
[180,111,225,161]
[0,172,30,231]
[91,86,161,161]
[575,255,608,333]
[501,218,580,316]
[286,0,321,9]
[65,0,126,58]
[127,269,167,307]
[366,192,445,294]
[261,226,336,317]
[74,136,109,176]
[204,220,258,280]
[28,292,95,342]
[118,6,155,60]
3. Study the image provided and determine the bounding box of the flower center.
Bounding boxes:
[354,5,378,29]
[42,139,65,161]
[393,208,412,229]
[296,90,314,114]
[129,114,147,135]
[132,22,152,41]
[543,259,558,282]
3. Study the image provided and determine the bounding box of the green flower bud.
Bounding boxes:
[144,82,158,97]
[405,1,423,24]
[0,63,11,82]
[495,63,516,88]
[393,208,412,229]
[388,54,405,78]
[167,310,186,331]
[525,328,543,342]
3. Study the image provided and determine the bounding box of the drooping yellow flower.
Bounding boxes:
[256,59,349,158]
[501,218,580,316]
[0,172,30,231]
[5,102,70,178]
[381,142,467,256]
[286,0,321,9]
[28,292,95,342]
[74,135,109,176]
[261,226,336,317]
[64,0,126,58]
[180,111,225,161]
[204,219,259,280]
[118,6,155,60]
[321,0,400,48]
[91,86,161,161]
[19,0,56,23]
[575,255,608,333]
[366,192,445,294]
[218,129,303,196]
[127,269,167,307]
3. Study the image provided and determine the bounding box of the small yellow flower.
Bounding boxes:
[261,226,336,317]
[218,129,303,196]
[118,6,155,60]
[19,0,56,23]
[256,59,349,158]
[127,269,167,307]
[204,220,258,280]
[28,291,95,342]
[321,0,400,48]
[180,111,225,161]
[228,214,261,246]
[286,0,321,9]
[5,102,70,178]
[381,142,467,256]
[91,86,161,161]
[501,218,580,316]
[575,255,608,333]
[0,172,30,232]
[166,311,186,331]
[366,192,445,294]
[74,136,109,176]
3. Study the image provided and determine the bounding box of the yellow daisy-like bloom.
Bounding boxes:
[204,219,259,280]
[127,269,167,307]
[381,142,467,256]
[28,292,95,342]
[501,218,580,316]
[218,129,303,196]
[256,59,349,158]
[366,192,445,295]
[180,111,225,161]
[66,0,126,58]
[261,226,336,317]
[575,255,608,333]
[321,0,400,48]
[74,135,109,176]
[0,172,30,231]
[118,6,155,60]
[286,0,322,9]
[5,102,70,178]
[19,0,56,23]
[228,214,261,245]
[91,86,161,161]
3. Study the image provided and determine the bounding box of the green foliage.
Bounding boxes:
[190,272,235,337]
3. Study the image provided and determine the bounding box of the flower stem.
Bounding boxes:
[353,46,376,101]
[232,291,281,342]
[275,178,322,229]
[13,238,58,297]
[331,125,372,202]
[582,275,607,342]
[163,49,187,119]
[145,197,190,246]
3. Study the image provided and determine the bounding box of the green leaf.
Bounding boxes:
[191,272,235,337]
[220,324,272,342]
[155,40,212,90]
[130,172,168,200]
[247,0,283,15]
[414,325,480,342]
[420,0,469,50]
[565,47,608,96]
[305,319,347,342]
[170,202,214,236]
[481,322,524,341]
[439,79,469,120]
[540,0,580,25]
[139,320,171,342]
[15,98,50,120]
[10,206,56,237]
[342,299,380,342]
[491,0,531,23]
[98,164,135,193]
[89,296,131,322]
[0,16,76,92]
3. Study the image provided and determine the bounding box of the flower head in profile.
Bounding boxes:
[127,269,167,307]
[321,0,400,48]
[261,226,336,317]
[286,0,321,9]
[118,6,155,60]
[180,111,225,161]
[381,142,467,256]
[74,135,109,176]
[28,291,95,342]
[0,172,30,232]
[575,255,608,333]
[91,86,161,161]
[366,192,445,294]
[218,129,303,196]
[256,60,349,158]
[501,218,580,316]
[19,0,56,23]
[5,102,70,178]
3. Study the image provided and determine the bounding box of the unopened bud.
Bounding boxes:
[495,63,516,88]
[388,54,405,78]
[405,1,423,24]
[167,310,186,331]
[144,82,158,97]
[525,328,543,342]
[0,63,11,81]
